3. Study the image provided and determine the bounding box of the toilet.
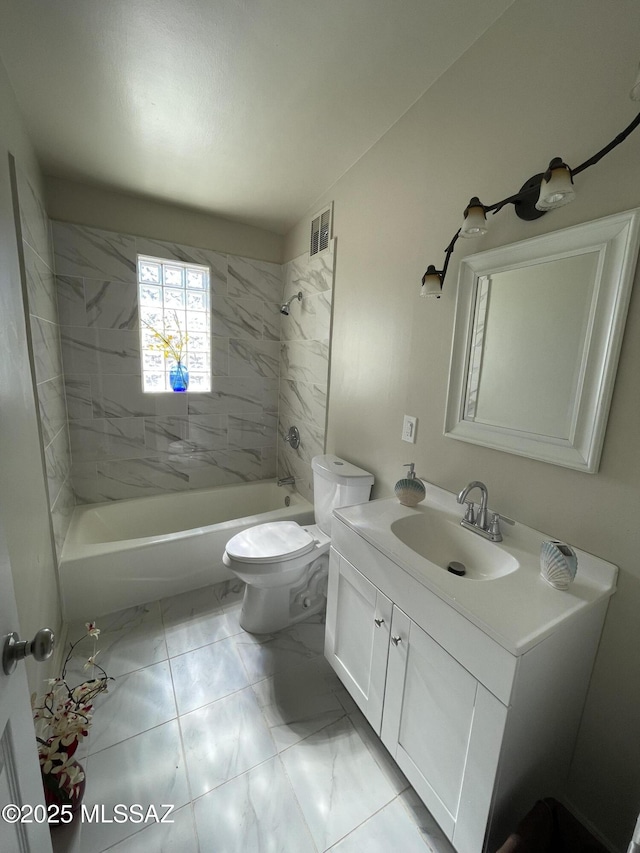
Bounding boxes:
[223,454,374,633]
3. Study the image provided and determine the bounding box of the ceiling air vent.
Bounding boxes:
[310,204,333,257]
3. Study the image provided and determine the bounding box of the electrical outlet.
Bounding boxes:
[402,415,417,443]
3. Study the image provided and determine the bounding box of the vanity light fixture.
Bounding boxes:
[535,158,575,211]
[421,64,640,298]
[459,197,489,238]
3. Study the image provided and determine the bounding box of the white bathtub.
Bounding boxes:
[59,481,314,621]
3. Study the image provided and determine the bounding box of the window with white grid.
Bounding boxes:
[138,255,211,393]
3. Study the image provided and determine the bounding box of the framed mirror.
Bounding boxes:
[444,208,640,472]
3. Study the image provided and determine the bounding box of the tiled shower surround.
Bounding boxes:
[52,222,334,504]
[278,247,335,498]
[16,170,74,560]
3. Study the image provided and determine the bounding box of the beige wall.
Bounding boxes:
[0,57,62,690]
[45,175,284,264]
[285,1,640,848]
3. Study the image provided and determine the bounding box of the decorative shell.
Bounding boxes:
[540,540,578,590]
[394,477,426,507]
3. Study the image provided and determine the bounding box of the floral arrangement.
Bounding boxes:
[143,310,189,364]
[32,623,111,804]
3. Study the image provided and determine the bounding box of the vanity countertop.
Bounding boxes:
[333,483,617,656]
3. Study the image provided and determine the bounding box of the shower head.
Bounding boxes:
[280,291,302,315]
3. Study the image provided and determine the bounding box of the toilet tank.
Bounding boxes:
[312,455,374,535]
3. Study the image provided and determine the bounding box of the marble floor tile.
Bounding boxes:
[55,589,449,853]
[100,805,199,852]
[399,788,457,853]
[328,795,442,853]
[233,614,325,683]
[181,687,276,796]
[217,599,244,638]
[89,661,177,754]
[66,602,167,678]
[170,636,249,715]
[51,813,83,853]
[347,704,411,796]
[161,586,238,658]
[279,716,397,851]
[79,720,190,853]
[193,756,316,853]
[251,658,347,751]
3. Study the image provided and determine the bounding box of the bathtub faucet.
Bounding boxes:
[277,476,296,487]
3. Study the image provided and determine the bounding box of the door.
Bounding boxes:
[381,610,507,853]
[0,511,53,852]
[324,549,392,732]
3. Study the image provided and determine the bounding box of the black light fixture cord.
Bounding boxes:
[428,108,640,289]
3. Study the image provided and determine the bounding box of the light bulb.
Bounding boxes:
[536,158,575,211]
[420,265,442,298]
[459,197,489,238]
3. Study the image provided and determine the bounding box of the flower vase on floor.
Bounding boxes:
[169,361,189,392]
[32,622,111,826]
[42,757,86,823]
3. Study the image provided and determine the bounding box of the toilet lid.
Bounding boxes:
[225,521,316,564]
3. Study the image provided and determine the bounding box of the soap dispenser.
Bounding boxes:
[394,463,426,507]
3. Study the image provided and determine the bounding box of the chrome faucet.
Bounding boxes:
[277,476,295,487]
[456,480,503,542]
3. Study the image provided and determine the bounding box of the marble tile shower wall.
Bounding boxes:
[277,242,335,501]
[52,222,287,503]
[17,171,74,559]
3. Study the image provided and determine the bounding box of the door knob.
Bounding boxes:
[2,628,55,675]
[391,635,402,646]
[374,618,384,627]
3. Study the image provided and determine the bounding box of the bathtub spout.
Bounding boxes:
[277,476,296,487]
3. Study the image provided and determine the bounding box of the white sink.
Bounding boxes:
[390,510,519,580]
[333,481,618,655]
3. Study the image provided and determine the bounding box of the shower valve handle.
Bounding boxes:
[283,426,300,449]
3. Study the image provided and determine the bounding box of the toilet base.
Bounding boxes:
[239,554,328,633]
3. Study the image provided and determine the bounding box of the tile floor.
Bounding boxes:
[52,580,455,853]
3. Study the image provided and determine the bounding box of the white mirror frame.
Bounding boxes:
[445,208,640,472]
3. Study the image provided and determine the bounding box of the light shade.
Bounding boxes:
[459,197,489,238]
[631,62,640,101]
[536,158,575,211]
[420,265,442,298]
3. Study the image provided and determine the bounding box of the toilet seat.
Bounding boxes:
[225,521,317,564]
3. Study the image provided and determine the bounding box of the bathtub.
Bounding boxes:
[59,481,314,621]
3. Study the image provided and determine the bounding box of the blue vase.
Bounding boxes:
[169,362,189,392]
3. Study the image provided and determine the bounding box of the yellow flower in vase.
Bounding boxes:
[142,311,190,391]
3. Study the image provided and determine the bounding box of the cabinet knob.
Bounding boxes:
[391,635,402,646]
[374,618,384,627]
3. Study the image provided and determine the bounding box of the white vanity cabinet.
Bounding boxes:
[380,605,507,845]
[325,516,612,853]
[324,553,392,731]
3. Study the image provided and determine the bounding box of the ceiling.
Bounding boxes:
[1,0,514,234]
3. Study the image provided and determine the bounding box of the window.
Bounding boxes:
[138,255,211,393]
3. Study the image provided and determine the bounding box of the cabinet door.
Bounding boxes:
[381,609,507,852]
[325,549,393,732]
